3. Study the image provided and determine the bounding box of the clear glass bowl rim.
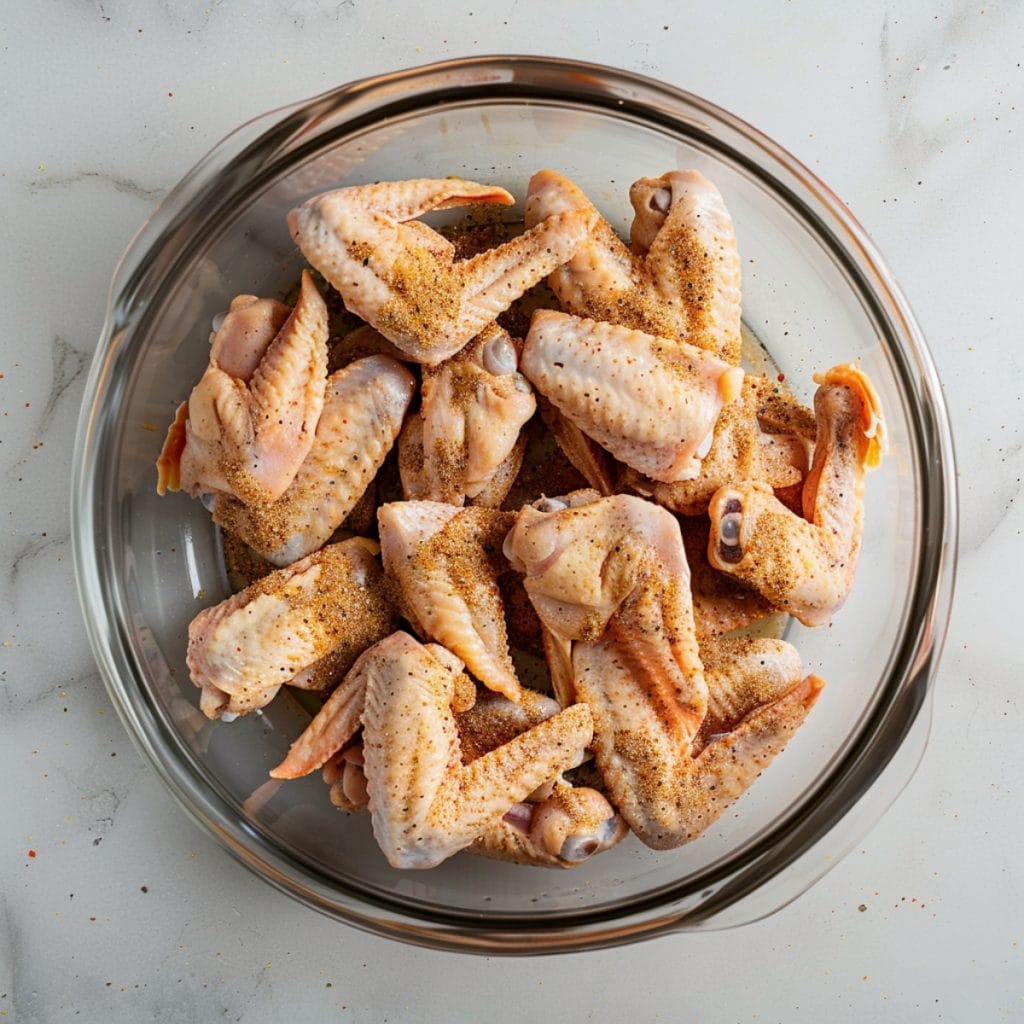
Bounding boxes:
[72,55,958,954]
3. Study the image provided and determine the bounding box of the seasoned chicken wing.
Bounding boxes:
[398,324,536,506]
[525,168,742,364]
[157,270,328,503]
[364,635,592,869]
[503,491,706,727]
[522,310,743,483]
[504,492,821,849]
[274,631,593,868]
[522,169,743,488]
[288,178,598,365]
[213,355,415,566]
[378,502,521,701]
[628,171,743,365]
[708,364,885,627]
[186,538,395,720]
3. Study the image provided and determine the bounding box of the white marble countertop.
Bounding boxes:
[2,1,1020,1020]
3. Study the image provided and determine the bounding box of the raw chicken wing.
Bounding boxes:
[186,538,395,719]
[522,310,743,483]
[455,687,627,867]
[378,502,521,701]
[289,178,598,365]
[398,324,536,506]
[363,634,592,869]
[157,270,328,504]
[213,355,415,566]
[708,364,885,627]
[273,632,594,868]
[525,169,742,364]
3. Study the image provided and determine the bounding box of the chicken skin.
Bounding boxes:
[626,375,813,516]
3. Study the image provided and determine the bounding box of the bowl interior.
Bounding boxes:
[94,93,921,924]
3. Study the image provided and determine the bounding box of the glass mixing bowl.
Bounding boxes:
[72,56,957,953]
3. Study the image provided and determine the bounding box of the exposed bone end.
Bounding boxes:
[529,786,627,863]
[480,329,519,375]
[628,175,672,250]
[706,485,758,573]
[717,501,744,562]
[649,186,672,213]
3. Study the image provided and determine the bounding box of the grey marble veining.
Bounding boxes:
[1,1,1021,1021]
